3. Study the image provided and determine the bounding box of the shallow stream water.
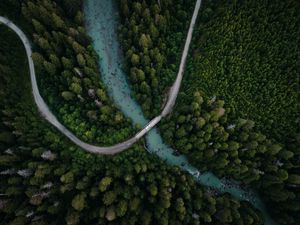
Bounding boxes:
[84,0,277,224]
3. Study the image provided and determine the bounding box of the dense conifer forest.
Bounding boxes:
[118,0,195,118]
[183,0,300,142]
[0,0,299,225]
[10,0,136,145]
[160,91,300,224]
[0,18,263,225]
[158,0,300,224]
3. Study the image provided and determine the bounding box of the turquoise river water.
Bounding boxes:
[84,0,277,224]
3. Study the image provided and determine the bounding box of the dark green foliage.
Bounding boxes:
[1,0,298,225]
[20,0,135,145]
[0,2,265,225]
[118,0,195,118]
[118,1,300,223]
[185,0,300,142]
[158,0,300,223]
[0,65,264,225]
[160,91,300,225]
[55,0,82,18]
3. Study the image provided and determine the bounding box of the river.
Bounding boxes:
[84,0,277,224]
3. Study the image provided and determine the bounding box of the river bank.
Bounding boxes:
[84,0,277,224]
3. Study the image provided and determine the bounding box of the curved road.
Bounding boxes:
[0,0,201,154]
[162,0,202,116]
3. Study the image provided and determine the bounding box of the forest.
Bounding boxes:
[183,0,300,142]
[0,3,264,224]
[18,0,136,146]
[0,0,299,225]
[159,0,300,224]
[160,91,300,224]
[118,0,195,118]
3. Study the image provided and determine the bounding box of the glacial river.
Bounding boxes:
[84,0,277,224]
